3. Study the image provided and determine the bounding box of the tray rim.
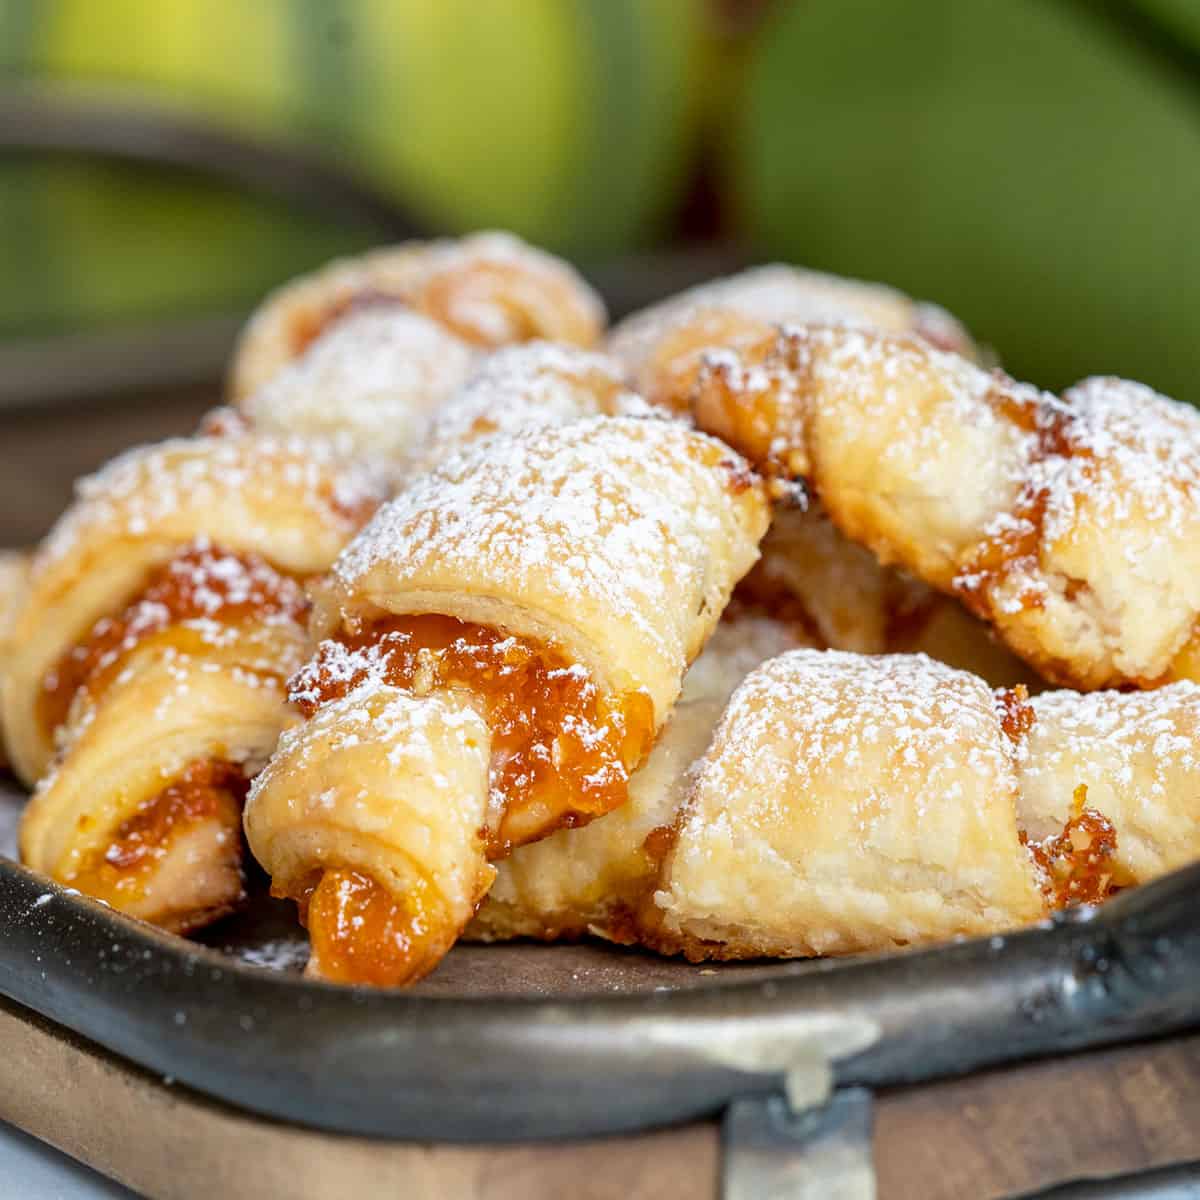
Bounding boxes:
[4,852,1200,1143]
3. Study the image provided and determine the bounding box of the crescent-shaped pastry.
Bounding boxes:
[469,611,809,943]
[1017,684,1200,895]
[0,551,30,769]
[237,308,478,471]
[244,416,769,985]
[4,434,383,931]
[229,232,606,401]
[695,325,1200,689]
[468,511,1031,947]
[650,653,1200,961]
[407,341,651,476]
[652,652,1047,959]
[606,264,976,415]
[476,648,1200,961]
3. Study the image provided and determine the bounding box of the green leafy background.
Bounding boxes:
[2,0,1197,403]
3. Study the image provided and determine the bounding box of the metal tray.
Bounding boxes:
[4,776,1200,1148]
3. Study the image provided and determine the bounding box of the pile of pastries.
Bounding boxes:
[3,232,1199,988]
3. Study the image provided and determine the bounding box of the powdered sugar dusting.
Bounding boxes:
[410,341,654,474]
[248,676,485,802]
[328,416,762,707]
[797,325,1040,474]
[1023,682,1200,802]
[242,308,477,466]
[701,650,1011,821]
[607,264,970,380]
[1030,378,1200,544]
[36,433,387,575]
[953,375,1200,680]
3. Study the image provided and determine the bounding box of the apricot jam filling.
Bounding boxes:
[39,541,309,739]
[1022,785,1128,909]
[953,397,1078,614]
[292,868,450,988]
[70,759,248,927]
[294,614,655,853]
[286,615,654,984]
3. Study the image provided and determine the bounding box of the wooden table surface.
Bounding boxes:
[3,994,1200,1200]
[4,392,1200,1197]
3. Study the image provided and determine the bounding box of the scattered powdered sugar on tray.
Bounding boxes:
[225,937,310,973]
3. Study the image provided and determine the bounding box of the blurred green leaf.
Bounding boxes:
[738,0,1200,403]
[0,161,364,336]
[1129,0,1200,53]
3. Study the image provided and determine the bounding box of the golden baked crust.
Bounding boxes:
[408,342,650,477]
[477,646,1200,963]
[245,416,769,985]
[238,309,478,472]
[4,435,381,934]
[468,613,808,943]
[20,625,307,931]
[695,325,1200,689]
[652,651,1046,959]
[245,681,496,977]
[607,264,976,414]
[3,433,384,784]
[1018,683,1200,887]
[747,504,1036,687]
[229,232,607,401]
[317,416,769,724]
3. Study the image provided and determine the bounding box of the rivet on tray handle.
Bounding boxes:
[723,1087,875,1200]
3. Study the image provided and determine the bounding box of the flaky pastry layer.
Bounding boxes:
[407,341,650,478]
[316,416,769,727]
[2,433,383,783]
[469,613,808,942]
[238,308,477,472]
[607,264,976,414]
[695,325,1200,689]
[229,232,607,401]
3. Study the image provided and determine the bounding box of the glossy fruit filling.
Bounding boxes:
[1023,785,1126,908]
[69,759,248,931]
[295,613,655,852]
[39,541,308,738]
[295,867,450,988]
[287,613,656,985]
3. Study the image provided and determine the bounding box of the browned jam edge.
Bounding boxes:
[1022,784,1122,910]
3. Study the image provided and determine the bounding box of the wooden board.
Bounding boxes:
[4,994,1200,1200]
